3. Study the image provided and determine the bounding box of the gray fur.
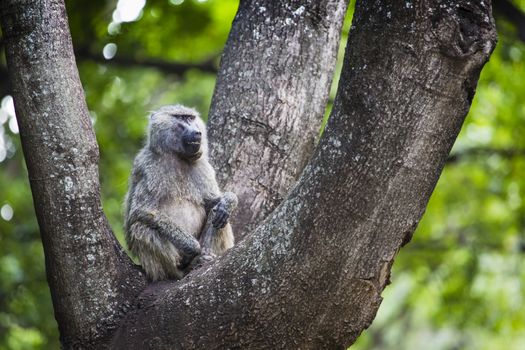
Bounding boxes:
[124,105,236,281]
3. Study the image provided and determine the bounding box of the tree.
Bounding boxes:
[0,0,497,349]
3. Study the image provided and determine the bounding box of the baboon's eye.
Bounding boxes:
[172,114,195,122]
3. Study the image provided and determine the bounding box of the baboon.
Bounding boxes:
[124,105,237,281]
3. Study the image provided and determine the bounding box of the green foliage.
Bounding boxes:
[0,1,524,349]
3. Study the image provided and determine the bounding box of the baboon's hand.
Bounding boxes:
[193,252,217,268]
[212,200,230,229]
[182,251,216,275]
[199,253,216,264]
[179,242,202,267]
[181,240,202,259]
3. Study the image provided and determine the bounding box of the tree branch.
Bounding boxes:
[207,0,350,239]
[447,147,525,163]
[74,47,218,75]
[0,0,499,348]
[0,0,146,348]
[112,1,497,348]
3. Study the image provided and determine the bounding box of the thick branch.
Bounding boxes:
[0,0,146,348]
[207,0,349,238]
[113,1,496,349]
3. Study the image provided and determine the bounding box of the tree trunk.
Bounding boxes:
[112,1,497,349]
[0,0,496,349]
[208,0,349,238]
[0,1,146,348]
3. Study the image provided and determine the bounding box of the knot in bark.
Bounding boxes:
[431,0,497,64]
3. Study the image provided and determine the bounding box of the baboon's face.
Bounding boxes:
[172,114,203,161]
[149,106,205,162]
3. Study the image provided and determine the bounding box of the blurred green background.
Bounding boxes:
[0,1,524,349]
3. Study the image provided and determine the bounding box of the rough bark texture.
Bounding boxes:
[208,0,349,238]
[1,0,496,349]
[112,1,496,349]
[0,1,146,348]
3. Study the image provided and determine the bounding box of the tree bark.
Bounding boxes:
[0,1,146,348]
[208,0,349,238]
[1,0,496,349]
[112,1,496,349]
